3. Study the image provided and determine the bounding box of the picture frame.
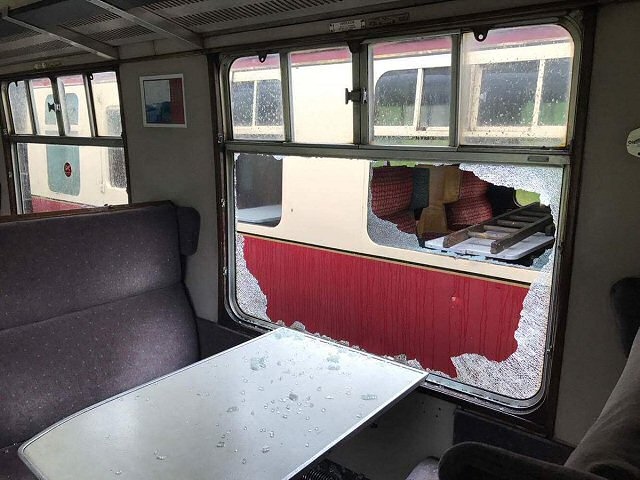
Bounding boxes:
[140,74,187,128]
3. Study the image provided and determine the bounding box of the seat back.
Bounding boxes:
[0,203,200,447]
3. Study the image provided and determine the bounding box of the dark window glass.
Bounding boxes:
[231,81,254,127]
[255,79,283,126]
[477,61,539,127]
[374,69,417,126]
[419,67,451,128]
[539,58,572,126]
[235,153,283,227]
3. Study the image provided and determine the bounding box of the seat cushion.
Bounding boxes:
[371,166,414,217]
[0,444,35,480]
[382,210,417,234]
[0,284,198,447]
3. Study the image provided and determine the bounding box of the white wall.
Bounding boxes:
[554,1,640,445]
[119,55,218,321]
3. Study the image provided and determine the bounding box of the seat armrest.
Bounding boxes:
[439,443,605,480]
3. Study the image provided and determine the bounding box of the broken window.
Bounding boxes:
[222,20,578,408]
[232,153,563,400]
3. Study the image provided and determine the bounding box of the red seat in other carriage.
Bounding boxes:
[370,166,417,234]
[446,170,493,231]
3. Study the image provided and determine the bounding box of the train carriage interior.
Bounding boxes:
[2,0,640,479]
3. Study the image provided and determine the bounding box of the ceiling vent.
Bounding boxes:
[0,38,80,65]
[146,0,344,32]
[63,12,122,30]
[88,24,155,42]
[61,11,162,46]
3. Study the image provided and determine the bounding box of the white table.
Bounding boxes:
[424,232,554,261]
[236,205,282,225]
[20,328,426,480]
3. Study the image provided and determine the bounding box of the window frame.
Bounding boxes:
[1,67,130,215]
[214,13,585,426]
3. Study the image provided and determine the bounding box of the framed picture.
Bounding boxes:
[140,74,187,128]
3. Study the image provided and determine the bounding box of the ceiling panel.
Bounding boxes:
[12,0,107,27]
[62,11,164,46]
[0,32,83,67]
[143,0,421,34]
[0,19,31,38]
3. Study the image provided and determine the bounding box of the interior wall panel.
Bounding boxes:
[554,0,640,445]
[119,55,218,321]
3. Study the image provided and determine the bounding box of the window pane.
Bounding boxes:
[539,58,572,126]
[255,79,283,126]
[7,81,32,134]
[229,54,284,140]
[371,36,452,146]
[232,153,562,401]
[460,25,574,147]
[290,47,353,143]
[231,81,254,127]
[16,143,128,213]
[58,75,91,137]
[30,78,58,136]
[419,67,451,128]
[374,69,417,126]
[91,71,122,137]
[477,61,539,127]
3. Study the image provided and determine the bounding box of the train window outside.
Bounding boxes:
[374,69,417,127]
[255,79,283,126]
[539,58,572,126]
[290,47,353,143]
[7,81,32,135]
[2,70,129,214]
[371,36,452,146]
[476,61,539,127]
[45,93,79,127]
[231,81,254,127]
[419,67,451,128]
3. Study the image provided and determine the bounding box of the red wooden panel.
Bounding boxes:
[31,196,86,213]
[242,235,529,377]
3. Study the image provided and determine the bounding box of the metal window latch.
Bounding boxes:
[47,102,61,113]
[345,88,367,105]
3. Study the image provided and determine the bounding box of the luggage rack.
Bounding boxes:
[442,203,554,255]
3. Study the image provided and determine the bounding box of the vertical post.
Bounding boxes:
[84,74,98,137]
[50,76,66,136]
[280,52,293,142]
[449,33,461,148]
